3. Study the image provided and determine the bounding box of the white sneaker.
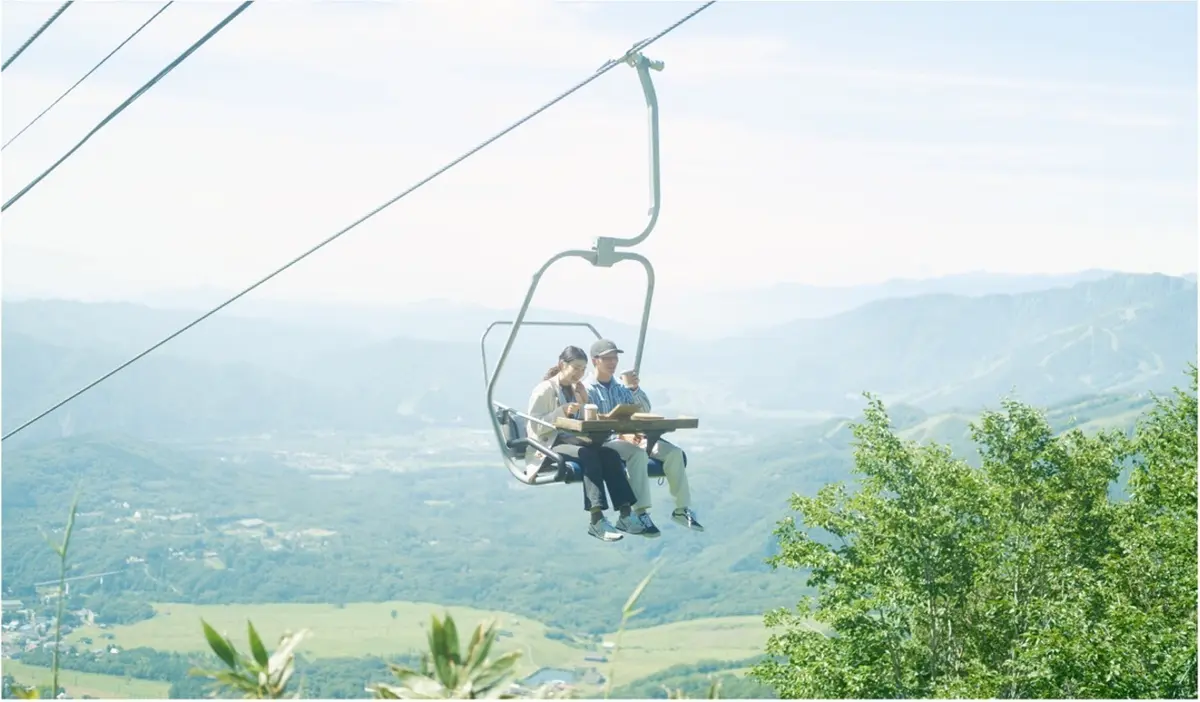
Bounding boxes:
[615,514,646,535]
[589,517,624,542]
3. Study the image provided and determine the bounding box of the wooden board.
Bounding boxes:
[554,416,699,433]
[602,403,641,419]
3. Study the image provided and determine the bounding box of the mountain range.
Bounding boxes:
[2,270,1195,630]
[2,271,1195,445]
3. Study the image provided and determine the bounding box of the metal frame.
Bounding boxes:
[490,401,577,486]
[479,320,602,389]
[483,52,666,485]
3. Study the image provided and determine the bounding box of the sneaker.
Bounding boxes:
[672,508,704,531]
[615,514,646,536]
[589,517,624,542]
[635,512,662,538]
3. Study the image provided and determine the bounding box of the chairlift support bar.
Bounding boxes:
[480,320,602,389]
[484,53,666,485]
[607,52,663,248]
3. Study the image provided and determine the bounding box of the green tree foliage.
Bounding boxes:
[86,592,157,625]
[751,367,1198,698]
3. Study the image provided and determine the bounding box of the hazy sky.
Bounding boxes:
[2,0,1196,319]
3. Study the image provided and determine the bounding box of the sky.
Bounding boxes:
[1,0,1196,321]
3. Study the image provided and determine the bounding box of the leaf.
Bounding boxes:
[275,656,296,692]
[247,621,270,669]
[36,526,59,558]
[386,663,423,679]
[622,562,660,615]
[428,616,453,686]
[467,622,501,679]
[267,629,310,679]
[61,495,79,552]
[443,615,461,666]
[10,684,39,699]
[400,675,448,698]
[471,651,521,693]
[370,682,402,699]
[464,623,490,677]
[201,620,239,670]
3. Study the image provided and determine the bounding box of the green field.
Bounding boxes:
[600,616,773,684]
[1,660,171,699]
[66,601,771,684]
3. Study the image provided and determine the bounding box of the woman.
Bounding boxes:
[526,345,645,542]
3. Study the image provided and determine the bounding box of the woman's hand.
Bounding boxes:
[574,383,589,403]
[564,402,581,416]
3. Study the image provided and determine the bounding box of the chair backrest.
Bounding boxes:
[496,407,526,460]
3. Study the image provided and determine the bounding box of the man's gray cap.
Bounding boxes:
[590,339,623,358]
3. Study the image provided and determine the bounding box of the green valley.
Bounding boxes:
[2,272,1194,698]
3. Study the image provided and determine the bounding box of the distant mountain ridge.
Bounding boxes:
[656,268,1129,337]
[3,272,1194,444]
[1,331,425,444]
[703,272,1196,414]
[4,268,1149,339]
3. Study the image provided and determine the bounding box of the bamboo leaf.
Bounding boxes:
[10,684,39,699]
[201,620,239,670]
[247,621,269,669]
[429,617,453,686]
[443,614,461,665]
[622,561,660,615]
[370,683,402,699]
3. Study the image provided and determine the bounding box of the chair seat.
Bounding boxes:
[498,407,685,485]
[557,454,684,483]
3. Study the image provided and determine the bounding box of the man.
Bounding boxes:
[620,368,704,532]
[583,339,700,536]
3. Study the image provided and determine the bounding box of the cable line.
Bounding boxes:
[2,1,74,71]
[3,2,176,151]
[2,1,253,213]
[0,0,718,442]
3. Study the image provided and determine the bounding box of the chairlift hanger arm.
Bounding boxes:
[594,53,664,256]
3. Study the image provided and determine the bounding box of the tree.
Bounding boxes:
[1093,366,1197,697]
[751,370,1197,698]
